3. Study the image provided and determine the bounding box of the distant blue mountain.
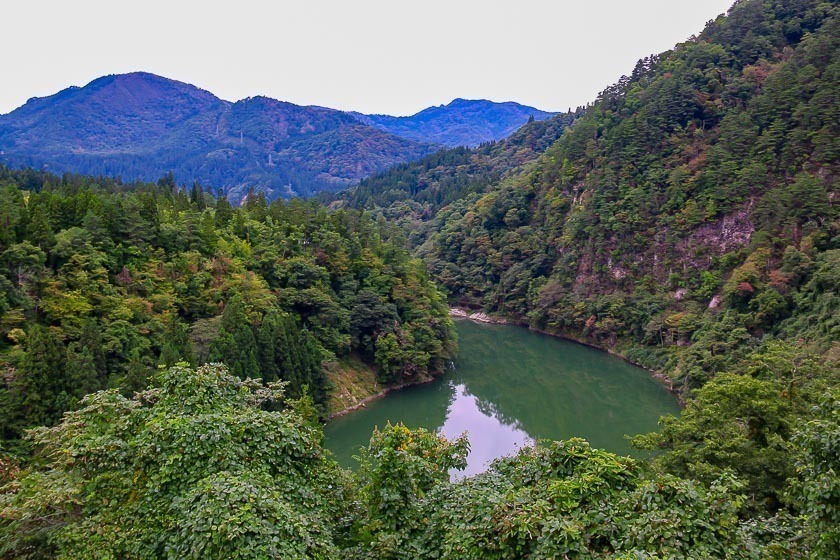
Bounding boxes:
[0,73,436,200]
[350,98,556,147]
[0,73,555,199]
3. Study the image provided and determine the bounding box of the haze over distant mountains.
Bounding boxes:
[0,72,554,200]
[350,99,555,148]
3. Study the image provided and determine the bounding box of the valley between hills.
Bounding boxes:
[0,0,838,558]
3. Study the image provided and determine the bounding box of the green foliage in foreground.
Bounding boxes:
[0,364,349,559]
[2,364,836,559]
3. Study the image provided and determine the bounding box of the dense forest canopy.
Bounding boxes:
[0,166,456,447]
[327,111,579,248]
[1,0,839,558]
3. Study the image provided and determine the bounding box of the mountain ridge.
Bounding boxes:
[349,98,555,147]
[0,73,554,199]
[0,72,438,200]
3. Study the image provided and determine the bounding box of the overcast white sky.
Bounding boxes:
[2,0,735,116]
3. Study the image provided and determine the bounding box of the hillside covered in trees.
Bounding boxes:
[1,0,839,558]
[342,0,839,552]
[354,0,838,394]
[0,166,455,448]
[332,111,579,243]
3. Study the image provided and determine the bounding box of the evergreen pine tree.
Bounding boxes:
[65,342,100,399]
[79,319,108,384]
[27,205,55,252]
[121,350,150,396]
[19,325,67,427]
[158,317,195,367]
[209,295,259,379]
[301,329,327,406]
[257,310,281,383]
[214,195,234,228]
[189,181,206,210]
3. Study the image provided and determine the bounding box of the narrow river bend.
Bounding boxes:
[325,320,681,477]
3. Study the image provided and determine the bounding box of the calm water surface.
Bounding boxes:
[324,320,680,477]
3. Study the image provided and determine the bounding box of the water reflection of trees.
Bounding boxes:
[470,391,526,432]
[328,322,679,468]
[455,321,679,455]
[324,376,456,468]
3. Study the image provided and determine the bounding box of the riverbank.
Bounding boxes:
[327,310,503,418]
[328,375,436,419]
[449,307,680,402]
[327,307,681,420]
[449,307,507,324]
[325,355,437,419]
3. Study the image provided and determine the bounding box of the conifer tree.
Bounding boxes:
[209,294,260,379]
[65,342,101,401]
[79,319,108,383]
[121,350,150,396]
[26,205,55,252]
[256,310,282,383]
[189,181,206,210]
[214,194,234,227]
[18,325,67,427]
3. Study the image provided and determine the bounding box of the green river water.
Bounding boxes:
[324,320,681,477]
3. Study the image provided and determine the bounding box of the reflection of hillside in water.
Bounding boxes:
[324,321,680,472]
[469,390,525,433]
[453,321,680,456]
[438,384,531,477]
[323,375,455,467]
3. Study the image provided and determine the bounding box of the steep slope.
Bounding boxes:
[416,0,838,394]
[344,0,838,407]
[348,0,839,524]
[0,73,435,199]
[351,98,556,147]
[334,111,577,245]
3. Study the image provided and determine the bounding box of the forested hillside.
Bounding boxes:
[334,111,578,243]
[365,0,839,395]
[1,1,839,558]
[346,0,840,543]
[0,166,455,447]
